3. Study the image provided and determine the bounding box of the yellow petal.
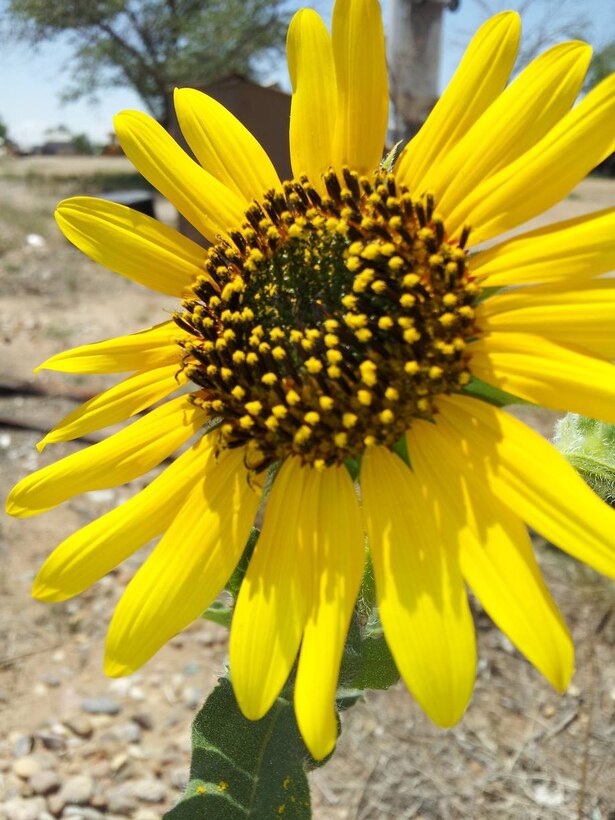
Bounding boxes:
[114,110,246,243]
[477,279,615,358]
[471,206,615,287]
[105,446,260,676]
[287,8,336,184]
[361,445,476,727]
[331,0,388,173]
[33,434,217,602]
[173,88,280,201]
[395,12,520,193]
[230,457,310,720]
[294,465,364,760]
[408,426,573,691]
[470,332,615,423]
[37,364,186,452]
[35,321,185,374]
[448,73,615,245]
[55,196,206,296]
[6,394,207,517]
[436,395,615,579]
[430,41,591,217]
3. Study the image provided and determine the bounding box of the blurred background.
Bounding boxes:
[1,1,615,818]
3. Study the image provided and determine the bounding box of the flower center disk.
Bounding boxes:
[175,168,479,471]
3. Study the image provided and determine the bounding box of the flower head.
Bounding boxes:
[7,0,615,760]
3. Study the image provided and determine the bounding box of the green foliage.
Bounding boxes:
[0,115,8,142]
[585,41,615,91]
[462,376,530,408]
[1,0,292,124]
[553,414,615,505]
[165,677,311,819]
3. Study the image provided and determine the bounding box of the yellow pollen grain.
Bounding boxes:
[221,423,233,436]
[272,404,288,418]
[328,365,342,379]
[231,385,246,400]
[357,389,372,406]
[246,352,259,364]
[301,338,314,351]
[405,361,420,375]
[290,329,303,343]
[286,390,301,406]
[453,337,466,351]
[379,409,394,424]
[313,458,326,471]
[380,242,396,257]
[388,256,404,271]
[355,328,372,342]
[346,256,362,272]
[429,366,443,380]
[305,328,320,341]
[211,400,224,412]
[262,372,278,386]
[458,305,475,319]
[304,411,320,426]
[294,425,312,445]
[359,360,378,386]
[399,294,416,308]
[378,316,394,330]
[288,223,303,238]
[429,254,444,267]
[270,327,285,341]
[385,387,399,401]
[417,398,430,413]
[305,357,323,374]
[324,319,339,332]
[343,413,358,428]
[239,415,255,429]
[324,334,339,348]
[361,243,381,261]
[334,432,348,448]
[364,435,376,447]
[272,346,286,360]
[215,338,227,350]
[458,371,471,385]
[325,217,338,231]
[242,307,255,321]
[371,280,387,294]
[327,349,342,364]
[245,401,263,416]
[223,329,236,341]
[403,328,421,343]
[206,364,218,377]
[348,241,363,255]
[402,273,419,289]
[443,293,458,307]
[341,294,357,309]
[389,215,402,230]
[319,396,335,411]
[439,312,456,328]
[259,342,271,354]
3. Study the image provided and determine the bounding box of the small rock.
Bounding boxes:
[182,686,202,710]
[47,795,65,816]
[134,810,160,820]
[12,758,40,780]
[12,735,34,757]
[89,794,108,810]
[131,712,154,731]
[85,489,115,504]
[63,717,93,739]
[62,807,105,819]
[41,673,61,688]
[106,786,138,815]
[183,661,199,676]
[57,775,95,806]
[169,766,187,790]
[0,432,12,448]
[37,733,67,752]
[30,769,61,796]
[81,697,121,716]
[112,722,141,744]
[129,778,167,804]
[2,796,48,820]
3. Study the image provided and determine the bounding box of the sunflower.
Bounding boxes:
[6,0,615,761]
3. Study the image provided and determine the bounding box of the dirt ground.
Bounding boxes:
[1,156,615,820]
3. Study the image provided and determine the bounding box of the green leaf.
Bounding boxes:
[350,635,400,690]
[165,677,311,819]
[461,377,531,408]
[553,414,615,505]
[225,527,260,600]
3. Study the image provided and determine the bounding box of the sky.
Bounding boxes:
[0,0,613,149]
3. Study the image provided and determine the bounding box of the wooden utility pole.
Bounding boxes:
[388,0,460,143]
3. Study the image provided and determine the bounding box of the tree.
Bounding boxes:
[0,0,292,126]
[585,40,615,90]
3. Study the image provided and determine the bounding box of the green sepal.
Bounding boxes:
[554,414,615,504]
[202,599,234,629]
[349,634,400,690]
[461,377,531,408]
[381,140,403,171]
[165,676,311,819]
[225,527,260,600]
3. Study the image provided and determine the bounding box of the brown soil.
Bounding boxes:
[1,156,615,819]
